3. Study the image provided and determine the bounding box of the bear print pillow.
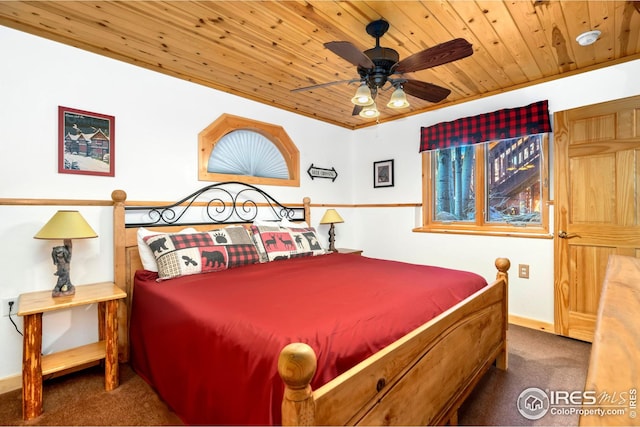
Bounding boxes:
[143,226,259,280]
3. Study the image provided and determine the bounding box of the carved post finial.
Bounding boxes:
[278,343,317,426]
[111,189,127,204]
[495,257,510,275]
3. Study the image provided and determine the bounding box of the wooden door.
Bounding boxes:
[554,95,640,342]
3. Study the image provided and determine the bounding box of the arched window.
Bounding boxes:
[198,114,300,187]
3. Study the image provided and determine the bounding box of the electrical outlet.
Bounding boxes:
[518,264,530,279]
[2,297,18,317]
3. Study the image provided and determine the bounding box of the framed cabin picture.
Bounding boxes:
[58,106,115,177]
[373,159,394,188]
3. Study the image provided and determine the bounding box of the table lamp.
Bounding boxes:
[34,210,98,297]
[319,209,344,253]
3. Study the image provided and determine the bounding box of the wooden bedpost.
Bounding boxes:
[495,257,510,371]
[111,189,128,362]
[278,342,317,426]
[303,197,311,224]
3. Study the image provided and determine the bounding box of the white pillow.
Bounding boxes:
[137,227,197,271]
[252,219,280,227]
[253,218,310,228]
[279,218,310,229]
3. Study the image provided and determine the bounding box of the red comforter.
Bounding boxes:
[130,253,487,425]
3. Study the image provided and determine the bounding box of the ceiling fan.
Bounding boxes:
[293,19,474,118]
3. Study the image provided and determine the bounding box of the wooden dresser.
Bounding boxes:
[580,255,639,426]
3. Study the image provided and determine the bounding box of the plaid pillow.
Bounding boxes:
[250,224,325,262]
[143,226,259,280]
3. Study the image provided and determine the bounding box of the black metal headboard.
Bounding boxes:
[124,182,306,228]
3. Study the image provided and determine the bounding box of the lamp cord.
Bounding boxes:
[8,302,23,336]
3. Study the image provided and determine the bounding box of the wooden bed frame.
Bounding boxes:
[110,184,510,426]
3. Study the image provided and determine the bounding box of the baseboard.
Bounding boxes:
[509,314,555,334]
[0,373,21,394]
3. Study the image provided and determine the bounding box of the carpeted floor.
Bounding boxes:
[459,324,592,426]
[0,324,590,426]
[0,363,183,426]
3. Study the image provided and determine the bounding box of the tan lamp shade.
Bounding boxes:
[319,209,344,225]
[34,210,98,240]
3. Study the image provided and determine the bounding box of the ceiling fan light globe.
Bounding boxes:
[387,87,410,109]
[353,95,375,106]
[359,103,380,118]
[351,83,374,106]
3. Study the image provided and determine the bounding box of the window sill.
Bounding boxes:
[412,226,553,239]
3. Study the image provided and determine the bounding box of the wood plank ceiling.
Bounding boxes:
[1,1,639,129]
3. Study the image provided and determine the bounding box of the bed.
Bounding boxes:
[110,182,510,426]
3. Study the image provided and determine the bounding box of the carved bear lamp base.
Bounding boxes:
[52,283,76,297]
[51,240,76,297]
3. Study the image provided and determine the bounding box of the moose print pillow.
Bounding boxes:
[142,226,260,280]
[250,224,325,262]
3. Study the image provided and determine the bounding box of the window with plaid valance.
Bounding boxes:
[419,100,551,152]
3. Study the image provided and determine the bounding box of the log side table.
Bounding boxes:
[17,282,126,420]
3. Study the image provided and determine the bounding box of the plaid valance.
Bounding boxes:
[419,100,551,152]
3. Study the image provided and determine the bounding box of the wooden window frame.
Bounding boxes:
[414,134,551,238]
[198,114,300,187]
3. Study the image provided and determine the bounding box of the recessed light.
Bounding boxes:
[576,30,601,46]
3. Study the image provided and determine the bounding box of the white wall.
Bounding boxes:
[1,24,640,382]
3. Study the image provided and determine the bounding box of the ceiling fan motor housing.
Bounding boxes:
[360,47,399,89]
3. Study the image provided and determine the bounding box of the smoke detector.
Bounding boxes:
[576,30,601,46]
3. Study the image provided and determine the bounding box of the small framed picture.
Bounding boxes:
[58,106,115,177]
[373,159,394,188]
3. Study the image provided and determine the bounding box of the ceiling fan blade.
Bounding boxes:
[352,105,363,116]
[403,80,451,103]
[394,38,473,73]
[291,79,356,92]
[324,41,374,69]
